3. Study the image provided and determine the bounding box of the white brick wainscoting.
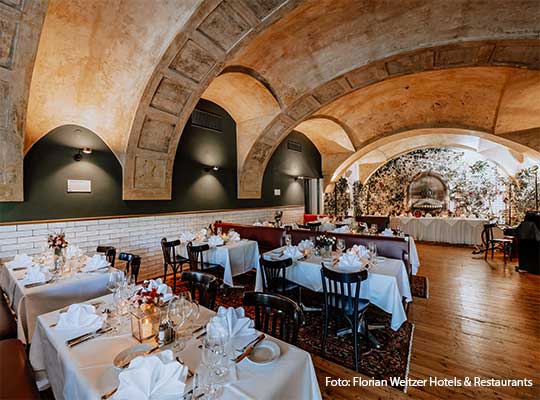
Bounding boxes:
[0,206,304,280]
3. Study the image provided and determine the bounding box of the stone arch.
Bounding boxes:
[239,51,539,198]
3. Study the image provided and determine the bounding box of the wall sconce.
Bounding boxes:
[295,176,305,181]
[73,147,92,161]
[204,165,220,172]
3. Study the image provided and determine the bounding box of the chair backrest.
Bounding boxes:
[96,246,116,267]
[259,256,293,293]
[242,291,304,344]
[481,224,497,246]
[181,271,218,310]
[215,222,286,253]
[355,216,389,232]
[186,242,210,271]
[161,238,180,266]
[118,252,141,283]
[320,265,368,316]
[307,221,321,231]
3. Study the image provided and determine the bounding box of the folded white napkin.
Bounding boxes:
[351,244,369,258]
[338,252,362,270]
[283,245,303,260]
[253,221,263,226]
[6,253,33,269]
[83,254,110,272]
[297,239,314,251]
[342,218,354,225]
[228,231,241,242]
[381,228,394,237]
[145,278,173,302]
[66,246,84,258]
[113,350,188,400]
[179,231,195,243]
[333,226,350,233]
[55,303,106,332]
[22,264,51,285]
[208,235,224,247]
[215,307,255,338]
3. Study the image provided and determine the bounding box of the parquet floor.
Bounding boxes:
[313,243,540,400]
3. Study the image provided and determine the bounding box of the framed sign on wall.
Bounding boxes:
[67,179,92,193]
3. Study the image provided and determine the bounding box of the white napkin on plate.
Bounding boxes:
[215,307,255,338]
[381,228,394,237]
[351,244,369,258]
[283,246,303,260]
[333,225,350,233]
[227,231,241,242]
[66,246,84,258]
[145,279,173,302]
[22,264,51,284]
[112,350,188,400]
[83,255,110,271]
[6,253,33,269]
[179,231,195,243]
[338,252,362,270]
[55,303,106,332]
[297,239,314,252]
[208,235,224,247]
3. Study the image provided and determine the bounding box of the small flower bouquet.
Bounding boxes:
[48,232,68,250]
[130,281,164,308]
[316,235,336,248]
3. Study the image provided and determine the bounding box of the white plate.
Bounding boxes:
[246,340,280,366]
[113,344,154,368]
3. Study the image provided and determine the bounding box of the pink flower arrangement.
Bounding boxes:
[130,281,163,307]
[48,232,68,250]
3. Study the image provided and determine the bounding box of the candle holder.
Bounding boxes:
[130,305,160,342]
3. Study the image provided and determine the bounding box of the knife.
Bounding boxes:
[234,334,265,363]
[25,279,53,288]
[67,326,112,347]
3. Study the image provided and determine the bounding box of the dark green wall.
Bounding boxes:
[0,100,321,222]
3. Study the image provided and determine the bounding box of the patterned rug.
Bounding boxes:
[170,271,414,392]
[411,275,429,299]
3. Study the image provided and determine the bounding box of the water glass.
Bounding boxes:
[285,234,292,247]
[367,242,377,260]
[370,224,378,235]
[336,239,346,255]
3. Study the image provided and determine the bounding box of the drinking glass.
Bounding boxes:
[367,242,377,260]
[168,297,188,351]
[370,224,378,235]
[216,227,222,236]
[284,234,292,247]
[336,239,346,256]
[186,301,201,335]
[107,271,121,294]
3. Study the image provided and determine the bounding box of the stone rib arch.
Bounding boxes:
[238,41,540,198]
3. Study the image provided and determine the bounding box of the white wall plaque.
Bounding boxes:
[274,189,281,196]
[67,179,92,193]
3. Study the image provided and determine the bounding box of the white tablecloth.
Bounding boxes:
[391,216,488,245]
[30,294,322,400]
[257,251,411,331]
[0,266,111,342]
[178,240,260,287]
[408,236,420,275]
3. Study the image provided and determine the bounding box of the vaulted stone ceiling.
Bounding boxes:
[3,0,539,201]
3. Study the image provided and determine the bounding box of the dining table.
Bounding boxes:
[29,294,322,400]
[177,239,260,287]
[0,264,112,343]
[258,249,412,331]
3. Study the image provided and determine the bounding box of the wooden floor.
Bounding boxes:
[312,243,540,400]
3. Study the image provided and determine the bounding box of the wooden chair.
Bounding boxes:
[482,224,513,263]
[181,271,219,310]
[96,246,116,267]
[117,252,141,283]
[243,291,304,345]
[186,242,220,273]
[259,256,298,295]
[320,265,370,372]
[161,238,188,291]
[307,221,321,232]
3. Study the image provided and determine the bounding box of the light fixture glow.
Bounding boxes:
[82,147,92,154]
[212,166,219,171]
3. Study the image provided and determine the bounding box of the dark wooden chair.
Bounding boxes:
[320,265,370,372]
[161,238,188,291]
[117,252,141,283]
[96,246,116,267]
[186,242,220,273]
[307,221,321,231]
[482,224,513,263]
[243,291,304,345]
[259,256,298,295]
[181,271,219,310]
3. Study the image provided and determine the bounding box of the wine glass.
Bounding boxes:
[168,297,188,352]
[370,224,378,235]
[204,315,230,377]
[336,239,346,256]
[216,227,222,236]
[186,301,201,335]
[367,242,377,261]
[107,271,121,294]
[284,234,292,247]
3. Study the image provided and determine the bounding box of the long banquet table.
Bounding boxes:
[0,265,111,343]
[30,294,322,400]
[178,239,260,287]
[390,216,488,245]
[257,250,412,331]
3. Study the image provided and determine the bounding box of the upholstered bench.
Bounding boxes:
[0,339,40,399]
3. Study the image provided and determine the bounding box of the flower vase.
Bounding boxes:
[54,248,65,273]
[321,244,332,262]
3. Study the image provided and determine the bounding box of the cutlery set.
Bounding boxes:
[67,326,113,347]
[234,333,266,363]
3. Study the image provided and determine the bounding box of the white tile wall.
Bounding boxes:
[0,206,304,280]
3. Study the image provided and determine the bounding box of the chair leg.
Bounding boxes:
[353,318,359,372]
[322,307,329,357]
[484,243,488,260]
[491,242,495,259]
[503,244,507,264]
[163,264,168,282]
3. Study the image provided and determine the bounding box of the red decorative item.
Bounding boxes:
[413,210,423,218]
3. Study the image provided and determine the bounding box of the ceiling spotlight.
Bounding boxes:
[295,176,305,181]
[82,147,92,154]
[212,166,219,171]
[74,148,92,161]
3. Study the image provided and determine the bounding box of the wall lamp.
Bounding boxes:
[204,165,220,172]
[295,176,305,181]
[73,147,92,161]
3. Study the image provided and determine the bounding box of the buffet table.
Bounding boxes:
[390,216,488,245]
